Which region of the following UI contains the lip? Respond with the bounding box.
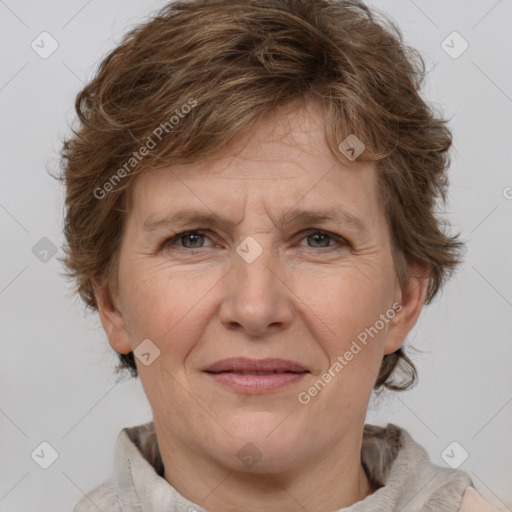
[204,358,309,394]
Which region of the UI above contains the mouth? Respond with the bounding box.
[203,358,309,393]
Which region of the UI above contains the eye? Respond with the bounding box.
[161,229,347,253]
[164,230,213,250]
[298,230,347,250]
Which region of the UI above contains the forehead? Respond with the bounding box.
[127,103,382,232]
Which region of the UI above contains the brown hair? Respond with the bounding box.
[57,0,464,390]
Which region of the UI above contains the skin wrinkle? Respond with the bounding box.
[94,104,428,511]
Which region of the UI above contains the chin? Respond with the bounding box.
[210,413,308,473]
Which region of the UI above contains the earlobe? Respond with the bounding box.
[384,267,429,355]
[92,277,132,355]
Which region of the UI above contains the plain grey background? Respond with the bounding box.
[1,0,511,510]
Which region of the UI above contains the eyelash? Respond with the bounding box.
[161,229,348,253]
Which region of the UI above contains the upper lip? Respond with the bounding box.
[204,358,308,373]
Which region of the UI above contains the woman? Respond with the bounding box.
[59,0,501,510]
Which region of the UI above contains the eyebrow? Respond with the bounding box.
[143,207,368,234]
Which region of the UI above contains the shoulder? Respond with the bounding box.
[73,477,121,512]
[459,486,504,512]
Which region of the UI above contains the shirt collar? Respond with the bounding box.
[113,421,472,512]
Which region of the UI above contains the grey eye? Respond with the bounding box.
[305,232,334,248]
[179,232,208,248]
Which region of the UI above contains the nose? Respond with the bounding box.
[218,242,294,337]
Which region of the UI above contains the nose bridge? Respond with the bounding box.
[236,236,278,299]
[219,233,293,335]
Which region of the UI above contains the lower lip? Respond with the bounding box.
[205,372,307,393]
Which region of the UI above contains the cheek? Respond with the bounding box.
[292,266,393,414]
[293,263,393,348]
[118,259,218,356]
[298,268,395,411]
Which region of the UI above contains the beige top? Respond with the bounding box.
[73,422,503,511]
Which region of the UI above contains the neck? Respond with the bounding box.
[154,420,375,512]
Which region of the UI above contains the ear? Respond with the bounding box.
[92,277,132,355]
[383,265,429,355]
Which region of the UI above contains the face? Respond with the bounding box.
[96,102,426,474]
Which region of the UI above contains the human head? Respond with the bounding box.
[59,0,463,391]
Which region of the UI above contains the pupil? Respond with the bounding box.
[184,233,203,248]
[310,233,329,247]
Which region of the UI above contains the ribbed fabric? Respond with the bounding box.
[74,422,478,512]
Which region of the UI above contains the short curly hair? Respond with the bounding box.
[58,0,464,391]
